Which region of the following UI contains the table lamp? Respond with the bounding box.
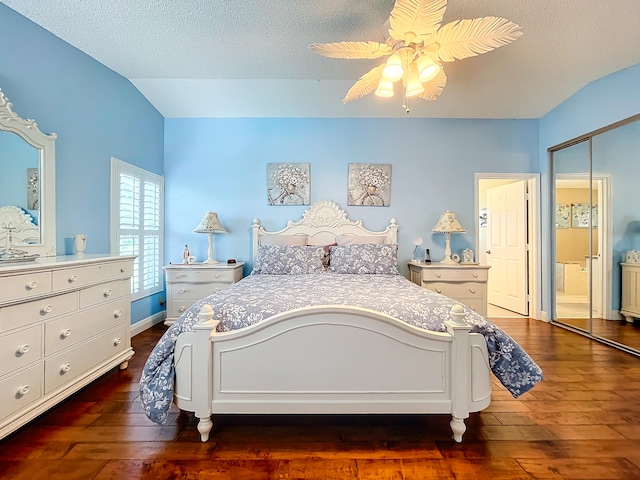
[432,210,466,264]
[193,212,227,264]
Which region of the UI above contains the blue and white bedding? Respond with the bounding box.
[140,272,543,424]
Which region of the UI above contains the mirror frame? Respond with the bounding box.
[0,88,57,257]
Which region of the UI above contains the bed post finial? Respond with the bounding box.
[448,304,467,326]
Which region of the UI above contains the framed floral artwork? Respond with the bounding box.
[267,163,310,205]
[555,203,569,228]
[571,203,598,228]
[347,163,391,206]
[27,167,39,210]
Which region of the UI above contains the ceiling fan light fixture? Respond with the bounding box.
[404,66,424,97]
[416,55,440,83]
[382,53,403,81]
[375,78,395,97]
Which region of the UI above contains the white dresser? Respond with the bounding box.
[621,262,640,323]
[163,262,245,325]
[0,255,135,440]
[408,261,490,317]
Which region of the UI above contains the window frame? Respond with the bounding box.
[110,157,164,301]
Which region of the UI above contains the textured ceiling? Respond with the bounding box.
[3,0,640,118]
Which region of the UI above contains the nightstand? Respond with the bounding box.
[621,262,640,323]
[408,260,490,317]
[163,262,245,325]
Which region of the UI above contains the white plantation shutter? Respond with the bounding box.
[111,158,164,300]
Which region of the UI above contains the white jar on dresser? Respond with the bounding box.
[0,254,135,440]
[163,262,245,325]
[408,260,490,317]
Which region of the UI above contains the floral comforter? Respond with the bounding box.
[140,273,543,424]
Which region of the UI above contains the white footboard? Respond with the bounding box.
[174,304,491,443]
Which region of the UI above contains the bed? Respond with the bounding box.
[140,200,542,443]
[0,205,39,247]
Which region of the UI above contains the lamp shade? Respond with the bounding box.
[193,212,227,234]
[432,210,466,233]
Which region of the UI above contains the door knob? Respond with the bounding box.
[486,250,491,254]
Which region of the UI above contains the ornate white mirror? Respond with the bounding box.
[0,88,56,258]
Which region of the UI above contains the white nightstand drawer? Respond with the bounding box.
[425,281,485,299]
[0,291,78,333]
[0,271,52,305]
[422,268,488,282]
[165,268,237,284]
[0,325,42,377]
[0,364,43,421]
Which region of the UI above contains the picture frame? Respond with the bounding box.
[347,163,391,207]
[555,203,569,229]
[571,203,598,228]
[267,163,310,206]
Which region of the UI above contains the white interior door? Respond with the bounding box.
[486,181,528,315]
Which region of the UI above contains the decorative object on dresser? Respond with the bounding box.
[0,255,135,440]
[408,260,490,317]
[193,212,227,264]
[431,210,466,264]
[163,262,244,326]
[411,235,423,261]
[621,262,640,323]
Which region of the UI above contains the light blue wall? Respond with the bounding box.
[0,4,165,324]
[164,118,539,276]
[539,63,640,316]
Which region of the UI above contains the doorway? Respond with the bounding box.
[476,174,541,320]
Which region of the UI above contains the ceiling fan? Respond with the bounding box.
[309,0,523,113]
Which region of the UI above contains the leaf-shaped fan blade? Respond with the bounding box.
[416,68,447,101]
[434,17,523,62]
[388,0,447,43]
[342,64,386,104]
[309,41,392,59]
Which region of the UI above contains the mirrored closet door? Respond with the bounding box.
[551,113,640,353]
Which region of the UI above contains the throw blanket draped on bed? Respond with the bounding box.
[141,274,543,424]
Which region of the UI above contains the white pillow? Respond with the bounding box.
[336,234,385,246]
[259,234,308,246]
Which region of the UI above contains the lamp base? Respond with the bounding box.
[202,257,219,264]
[439,257,458,265]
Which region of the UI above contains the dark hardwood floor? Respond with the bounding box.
[2,318,640,479]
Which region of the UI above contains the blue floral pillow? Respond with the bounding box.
[328,244,399,274]
[252,245,325,275]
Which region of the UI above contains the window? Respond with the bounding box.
[110,158,164,300]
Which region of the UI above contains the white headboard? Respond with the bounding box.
[0,205,40,246]
[251,199,398,261]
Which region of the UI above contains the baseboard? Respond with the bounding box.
[131,311,166,337]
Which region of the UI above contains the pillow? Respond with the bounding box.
[252,245,325,275]
[259,234,308,246]
[336,234,386,246]
[328,244,399,275]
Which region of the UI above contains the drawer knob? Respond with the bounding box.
[17,344,30,355]
[17,385,30,397]
[436,273,441,278]
[68,274,78,283]
[104,288,112,297]
[177,273,184,278]
[215,273,221,278]
[179,288,186,295]
[26,281,38,290]
[41,304,53,314]
[61,329,72,338]
[114,310,123,318]
[472,273,478,278]
[114,337,122,346]
[179,306,186,313]
[120,266,127,273]
[436,288,442,294]
[60,363,71,374]
[469,288,476,294]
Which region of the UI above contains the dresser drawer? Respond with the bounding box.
[44,324,127,394]
[421,268,488,282]
[0,363,43,421]
[80,278,130,309]
[51,259,133,292]
[165,268,237,284]
[425,281,485,299]
[456,298,485,315]
[0,325,43,377]
[0,291,78,333]
[44,298,128,356]
[0,271,52,305]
